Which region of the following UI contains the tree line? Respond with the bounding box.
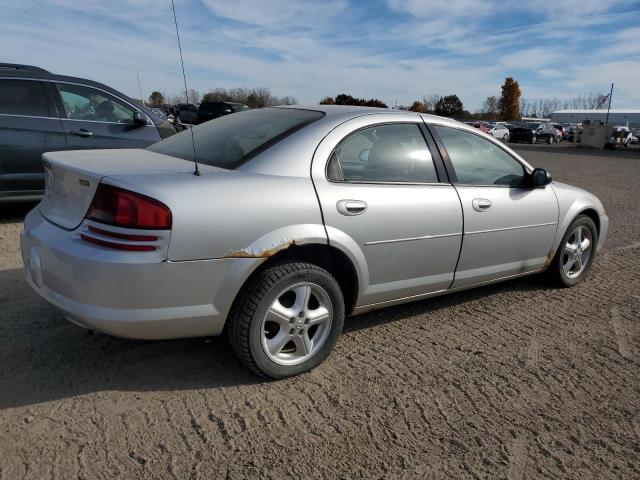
[147,79,607,122]
[147,87,297,109]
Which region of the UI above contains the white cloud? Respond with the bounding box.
[1,0,639,110]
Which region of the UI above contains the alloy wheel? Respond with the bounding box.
[562,226,593,279]
[261,282,333,365]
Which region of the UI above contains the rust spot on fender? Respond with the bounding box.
[543,248,555,269]
[222,239,298,258]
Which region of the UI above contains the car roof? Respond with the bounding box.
[0,67,163,125]
[276,104,464,125]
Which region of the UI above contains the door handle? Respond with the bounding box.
[472,198,492,212]
[337,200,367,216]
[69,129,94,138]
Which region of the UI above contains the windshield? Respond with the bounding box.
[148,108,324,169]
[524,123,541,129]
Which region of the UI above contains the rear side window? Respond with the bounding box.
[0,79,50,117]
[148,108,324,169]
[329,123,438,183]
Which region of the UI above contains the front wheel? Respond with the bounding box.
[228,261,344,378]
[548,215,598,287]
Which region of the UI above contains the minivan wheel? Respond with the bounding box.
[548,215,598,287]
[227,261,344,378]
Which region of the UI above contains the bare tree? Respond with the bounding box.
[422,94,441,113]
[201,87,297,107]
[481,95,500,119]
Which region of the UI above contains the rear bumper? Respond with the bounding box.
[21,209,262,339]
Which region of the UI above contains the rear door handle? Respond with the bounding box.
[472,198,492,212]
[337,200,367,216]
[69,129,94,138]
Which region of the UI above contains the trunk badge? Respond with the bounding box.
[78,179,90,187]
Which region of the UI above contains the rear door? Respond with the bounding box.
[53,82,160,150]
[430,124,558,288]
[312,115,463,307]
[0,78,66,195]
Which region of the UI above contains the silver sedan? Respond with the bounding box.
[21,106,608,378]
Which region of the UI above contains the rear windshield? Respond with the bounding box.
[148,107,324,169]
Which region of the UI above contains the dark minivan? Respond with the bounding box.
[0,64,176,200]
[196,101,247,124]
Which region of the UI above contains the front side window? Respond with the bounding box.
[433,125,526,186]
[148,107,324,169]
[330,124,438,183]
[57,83,137,123]
[0,79,50,117]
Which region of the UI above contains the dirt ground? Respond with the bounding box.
[0,145,638,479]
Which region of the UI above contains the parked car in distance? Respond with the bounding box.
[612,126,639,147]
[196,101,247,124]
[486,123,510,141]
[509,122,558,144]
[151,108,166,120]
[175,103,199,124]
[0,63,176,201]
[22,106,608,378]
[552,124,565,142]
[472,122,491,133]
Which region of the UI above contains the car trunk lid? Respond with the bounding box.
[39,149,198,230]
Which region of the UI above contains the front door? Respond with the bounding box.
[430,124,558,288]
[312,116,463,307]
[54,82,159,150]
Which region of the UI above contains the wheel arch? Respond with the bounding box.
[577,207,600,238]
[231,242,360,316]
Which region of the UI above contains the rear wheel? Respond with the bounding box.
[548,215,598,287]
[227,261,344,378]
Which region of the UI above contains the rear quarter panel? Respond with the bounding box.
[103,170,326,261]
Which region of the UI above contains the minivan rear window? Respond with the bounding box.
[148,107,324,169]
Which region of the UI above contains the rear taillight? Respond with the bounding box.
[86,184,171,229]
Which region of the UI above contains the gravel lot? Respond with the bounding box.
[0,145,638,479]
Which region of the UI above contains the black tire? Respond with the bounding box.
[548,215,598,288]
[547,135,553,144]
[531,135,537,144]
[227,261,345,378]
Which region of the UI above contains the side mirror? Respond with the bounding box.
[359,148,370,162]
[132,111,148,127]
[531,167,552,187]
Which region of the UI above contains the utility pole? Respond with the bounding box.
[137,73,146,106]
[605,83,614,125]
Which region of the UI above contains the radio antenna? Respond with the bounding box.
[171,0,200,176]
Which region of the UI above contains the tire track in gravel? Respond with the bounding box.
[1,149,640,479]
[507,437,528,480]
[609,307,632,360]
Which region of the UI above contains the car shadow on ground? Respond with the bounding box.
[0,200,38,224]
[0,265,553,410]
